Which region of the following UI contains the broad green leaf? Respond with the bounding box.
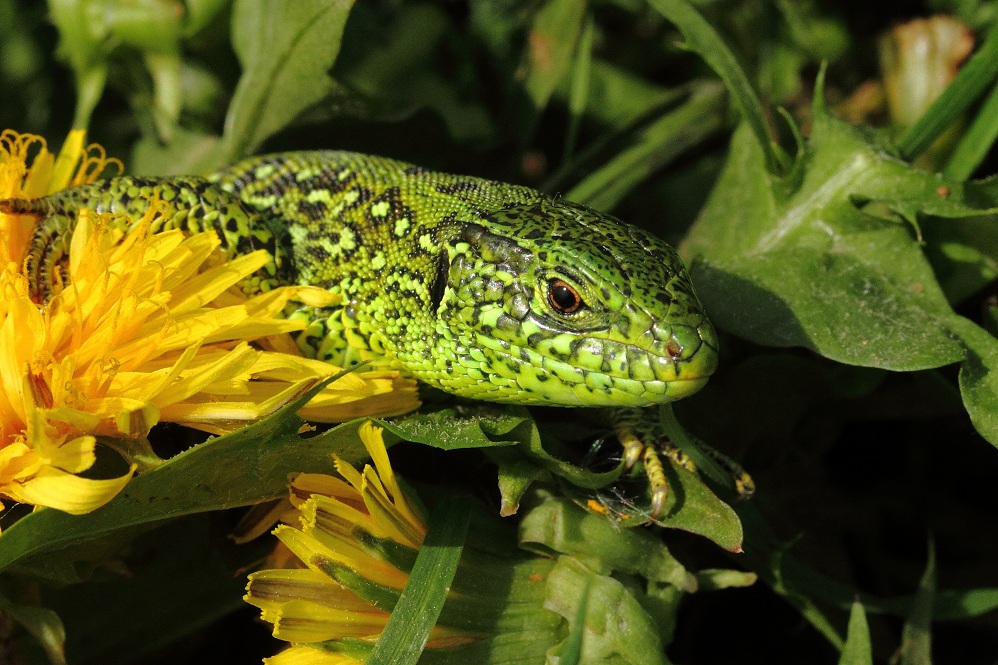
[682,106,989,371]
[368,497,470,665]
[544,557,669,665]
[519,492,696,591]
[374,407,529,451]
[131,126,224,176]
[378,407,622,489]
[0,379,369,576]
[838,602,873,665]
[222,0,354,161]
[951,316,998,447]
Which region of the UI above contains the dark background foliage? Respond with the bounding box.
[2,0,998,663]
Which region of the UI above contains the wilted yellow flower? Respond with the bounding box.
[0,131,419,516]
[263,647,362,665]
[879,15,974,128]
[246,423,481,663]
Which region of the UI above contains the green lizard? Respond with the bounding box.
[6,151,749,516]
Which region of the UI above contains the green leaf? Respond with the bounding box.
[489,448,548,517]
[646,0,779,172]
[682,109,991,371]
[0,593,66,665]
[521,0,588,116]
[374,407,529,451]
[0,377,369,576]
[368,496,470,665]
[221,0,355,161]
[898,540,935,665]
[838,602,873,665]
[131,126,224,176]
[518,492,696,591]
[544,557,669,665]
[951,316,998,447]
[48,0,109,130]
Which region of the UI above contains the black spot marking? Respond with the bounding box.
[297,200,328,221]
[429,250,449,314]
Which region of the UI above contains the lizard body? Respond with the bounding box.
[18,151,719,411]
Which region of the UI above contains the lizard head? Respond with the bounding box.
[414,199,719,407]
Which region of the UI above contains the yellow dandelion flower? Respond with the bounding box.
[264,645,362,665]
[246,423,478,653]
[0,129,119,266]
[0,131,420,516]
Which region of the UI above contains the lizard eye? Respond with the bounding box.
[547,279,584,314]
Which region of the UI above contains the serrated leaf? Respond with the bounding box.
[221,0,354,160]
[373,407,529,451]
[682,110,990,371]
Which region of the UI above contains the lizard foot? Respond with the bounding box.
[613,408,753,518]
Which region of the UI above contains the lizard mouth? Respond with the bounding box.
[460,321,719,408]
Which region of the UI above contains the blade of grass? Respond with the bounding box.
[566,81,726,210]
[646,0,779,172]
[897,23,998,162]
[367,496,471,665]
[943,82,998,180]
[838,601,873,665]
[898,539,935,665]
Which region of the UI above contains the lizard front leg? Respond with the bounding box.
[610,406,755,517]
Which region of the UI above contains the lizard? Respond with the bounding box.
[3,150,751,517]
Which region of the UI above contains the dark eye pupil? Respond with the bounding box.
[548,279,582,313]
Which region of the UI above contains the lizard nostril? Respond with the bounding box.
[666,340,682,359]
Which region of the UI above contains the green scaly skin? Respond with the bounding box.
[16,151,719,410]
